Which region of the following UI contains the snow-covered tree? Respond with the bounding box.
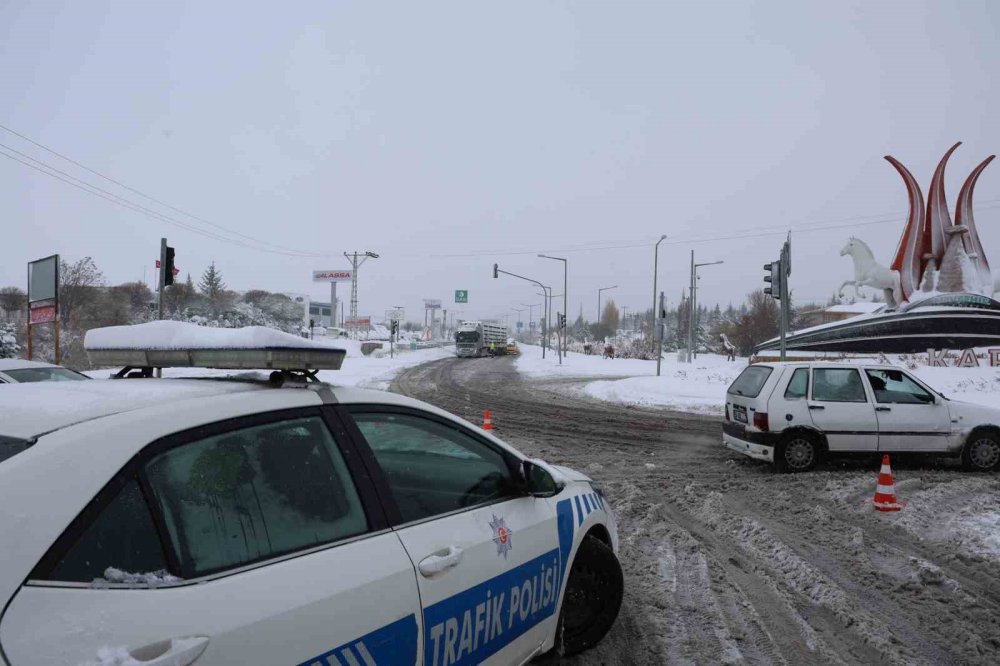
[0,323,19,359]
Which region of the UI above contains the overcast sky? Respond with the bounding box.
[3,1,1000,324]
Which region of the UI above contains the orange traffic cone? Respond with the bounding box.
[482,410,493,431]
[873,454,903,512]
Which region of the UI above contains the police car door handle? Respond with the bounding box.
[121,636,209,665]
[418,546,464,577]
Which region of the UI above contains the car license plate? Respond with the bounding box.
[733,405,748,423]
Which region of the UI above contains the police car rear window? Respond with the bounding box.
[727,366,773,398]
[0,435,33,465]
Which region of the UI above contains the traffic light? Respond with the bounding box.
[391,320,399,336]
[492,263,498,278]
[558,313,566,329]
[764,260,783,300]
[163,246,176,286]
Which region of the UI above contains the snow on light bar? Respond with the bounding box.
[84,321,346,371]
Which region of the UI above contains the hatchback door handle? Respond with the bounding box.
[808,405,824,410]
[119,636,208,665]
[418,546,463,577]
[875,406,891,412]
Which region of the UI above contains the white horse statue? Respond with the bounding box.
[839,237,902,307]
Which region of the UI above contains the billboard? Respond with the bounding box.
[313,270,354,282]
[345,317,371,330]
[423,299,442,309]
[28,255,59,303]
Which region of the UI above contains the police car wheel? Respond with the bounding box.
[558,535,623,656]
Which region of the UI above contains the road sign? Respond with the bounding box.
[313,270,354,282]
[516,321,523,330]
[423,299,442,309]
[529,321,536,330]
[455,290,468,304]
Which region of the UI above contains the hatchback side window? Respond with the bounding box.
[44,480,170,584]
[351,412,519,523]
[784,368,809,399]
[812,368,868,403]
[865,369,934,404]
[145,416,368,578]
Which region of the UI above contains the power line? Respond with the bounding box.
[0,126,333,257]
[0,142,333,257]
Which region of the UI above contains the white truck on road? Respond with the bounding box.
[455,321,509,357]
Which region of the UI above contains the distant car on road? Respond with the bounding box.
[0,358,89,384]
[0,336,623,665]
[723,362,1000,472]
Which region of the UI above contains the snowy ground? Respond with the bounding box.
[517,345,1000,413]
[86,340,455,391]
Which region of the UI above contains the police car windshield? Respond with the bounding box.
[0,435,33,465]
[4,367,90,383]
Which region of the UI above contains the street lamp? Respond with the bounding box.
[687,253,724,363]
[597,285,618,326]
[493,263,554,359]
[538,254,568,358]
[652,235,667,375]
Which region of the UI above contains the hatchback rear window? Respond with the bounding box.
[727,366,773,398]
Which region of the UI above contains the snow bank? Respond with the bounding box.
[85,321,346,351]
[521,345,1000,414]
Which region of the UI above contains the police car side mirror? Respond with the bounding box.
[521,460,560,498]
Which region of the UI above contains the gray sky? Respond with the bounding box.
[3,1,1000,323]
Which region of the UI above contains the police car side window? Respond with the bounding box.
[145,416,368,578]
[44,479,170,584]
[351,412,519,524]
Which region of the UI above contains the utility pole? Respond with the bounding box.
[657,291,665,374]
[343,251,379,338]
[652,234,667,369]
[538,254,568,358]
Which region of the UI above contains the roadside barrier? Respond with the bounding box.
[873,454,903,512]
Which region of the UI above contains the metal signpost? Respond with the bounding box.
[313,269,354,329]
[27,254,60,362]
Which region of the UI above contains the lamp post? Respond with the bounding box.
[538,254,568,358]
[652,234,667,375]
[688,253,724,362]
[597,285,618,328]
[511,307,525,341]
[494,262,552,358]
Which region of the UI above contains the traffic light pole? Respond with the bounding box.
[158,237,166,321]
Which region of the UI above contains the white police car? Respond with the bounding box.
[0,324,622,666]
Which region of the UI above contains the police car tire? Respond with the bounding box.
[557,534,624,656]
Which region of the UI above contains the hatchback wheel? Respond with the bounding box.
[776,433,820,472]
[962,432,1000,472]
[556,535,623,656]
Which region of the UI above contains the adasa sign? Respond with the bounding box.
[313,270,353,282]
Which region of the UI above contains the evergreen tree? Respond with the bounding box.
[198,262,228,316]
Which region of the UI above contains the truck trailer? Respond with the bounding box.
[455,321,509,357]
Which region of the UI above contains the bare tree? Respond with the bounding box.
[0,287,27,317]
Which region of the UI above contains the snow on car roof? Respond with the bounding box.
[0,359,58,371]
[84,320,347,351]
[0,379,268,440]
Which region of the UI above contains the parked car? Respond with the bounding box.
[0,359,90,384]
[723,362,1000,472]
[0,354,622,665]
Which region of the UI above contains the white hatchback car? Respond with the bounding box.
[0,358,90,384]
[723,362,1000,472]
[0,378,622,666]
